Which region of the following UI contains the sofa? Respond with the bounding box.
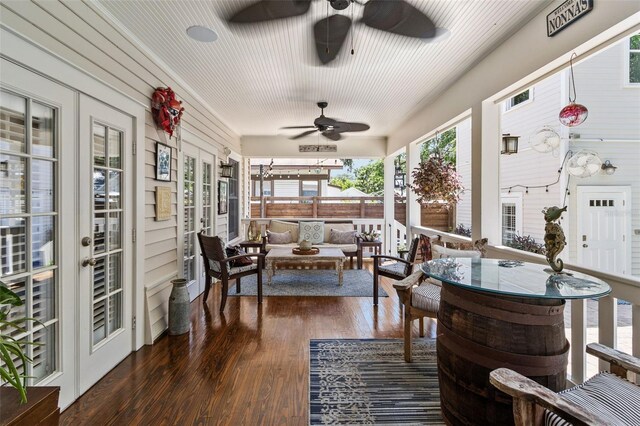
[260,219,362,268]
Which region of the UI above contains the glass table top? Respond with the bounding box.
[420,258,611,300]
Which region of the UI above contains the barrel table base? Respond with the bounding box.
[436,283,569,426]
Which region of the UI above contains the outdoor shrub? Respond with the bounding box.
[506,234,546,255]
[453,224,471,237]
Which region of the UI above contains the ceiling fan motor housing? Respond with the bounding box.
[329,0,350,11]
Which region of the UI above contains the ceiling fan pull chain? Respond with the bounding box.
[350,0,355,55]
[326,1,330,54]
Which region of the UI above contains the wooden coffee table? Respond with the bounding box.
[265,247,346,285]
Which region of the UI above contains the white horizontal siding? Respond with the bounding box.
[274,180,300,197]
[0,0,241,344]
[500,74,563,244]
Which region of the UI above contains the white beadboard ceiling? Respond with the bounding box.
[97,0,551,137]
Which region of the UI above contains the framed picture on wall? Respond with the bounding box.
[218,180,228,215]
[155,142,172,181]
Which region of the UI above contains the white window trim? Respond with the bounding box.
[500,193,523,243]
[503,87,534,113]
[623,33,640,88]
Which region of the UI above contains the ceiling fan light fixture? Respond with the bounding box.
[186,25,218,43]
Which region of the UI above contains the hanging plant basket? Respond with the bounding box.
[409,154,463,207]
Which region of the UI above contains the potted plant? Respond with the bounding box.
[409,154,463,207]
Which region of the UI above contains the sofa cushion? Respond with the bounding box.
[264,242,357,253]
[265,242,298,251]
[267,230,293,244]
[269,220,299,241]
[323,223,354,243]
[329,228,357,244]
[299,221,324,244]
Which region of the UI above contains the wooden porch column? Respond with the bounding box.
[383,154,396,255]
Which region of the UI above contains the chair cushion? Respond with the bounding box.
[298,221,324,244]
[269,220,299,241]
[267,230,292,244]
[329,228,357,244]
[544,372,640,426]
[411,283,441,312]
[379,262,408,278]
[230,263,258,275]
[432,244,481,259]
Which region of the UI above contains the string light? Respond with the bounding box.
[501,151,573,195]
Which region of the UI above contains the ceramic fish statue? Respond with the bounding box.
[543,206,567,272]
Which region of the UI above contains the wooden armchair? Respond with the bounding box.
[490,343,640,426]
[394,237,487,362]
[371,237,420,306]
[197,232,264,312]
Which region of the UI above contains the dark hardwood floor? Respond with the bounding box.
[60,265,437,425]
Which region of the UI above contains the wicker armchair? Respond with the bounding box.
[197,232,264,312]
[490,343,640,426]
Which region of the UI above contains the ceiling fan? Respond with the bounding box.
[227,0,438,64]
[281,101,370,141]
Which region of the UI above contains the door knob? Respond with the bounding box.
[82,257,97,267]
[582,244,588,248]
[81,236,92,246]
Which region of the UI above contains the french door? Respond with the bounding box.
[181,143,215,301]
[0,59,76,406]
[77,95,133,394]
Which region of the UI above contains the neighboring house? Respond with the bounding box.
[325,185,371,197]
[250,158,344,198]
[496,35,640,277]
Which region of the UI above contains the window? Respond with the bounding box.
[628,34,640,84]
[301,181,319,197]
[228,159,239,240]
[500,194,522,245]
[504,88,532,111]
[253,180,272,196]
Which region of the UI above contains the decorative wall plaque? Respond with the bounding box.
[299,144,337,153]
[547,0,593,37]
[155,186,171,221]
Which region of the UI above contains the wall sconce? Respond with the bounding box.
[601,160,617,175]
[219,147,233,178]
[501,134,519,155]
[393,157,405,189]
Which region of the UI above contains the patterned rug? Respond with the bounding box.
[309,339,444,425]
[227,269,388,298]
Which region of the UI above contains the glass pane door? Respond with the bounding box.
[183,155,196,283]
[202,161,212,235]
[91,123,124,346]
[0,90,58,383]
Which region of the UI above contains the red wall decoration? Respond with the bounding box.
[151,87,185,137]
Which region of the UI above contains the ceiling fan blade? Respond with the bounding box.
[313,15,352,64]
[314,115,338,126]
[322,131,342,141]
[362,0,436,39]
[280,126,316,129]
[332,121,370,133]
[290,129,318,140]
[229,0,311,23]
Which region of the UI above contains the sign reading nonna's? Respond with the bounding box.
[547,0,593,37]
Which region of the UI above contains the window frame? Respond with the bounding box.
[227,159,239,240]
[503,88,534,113]
[500,193,523,245]
[625,33,640,87]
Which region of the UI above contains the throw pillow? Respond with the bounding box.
[431,244,481,259]
[267,230,292,244]
[329,228,357,244]
[298,221,324,244]
[225,246,253,267]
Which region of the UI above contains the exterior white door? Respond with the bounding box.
[577,186,631,275]
[0,60,76,407]
[77,95,133,394]
[180,143,215,301]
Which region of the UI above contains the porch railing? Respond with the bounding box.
[410,225,640,386]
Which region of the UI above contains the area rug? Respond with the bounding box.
[309,339,443,425]
[228,269,388,298]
